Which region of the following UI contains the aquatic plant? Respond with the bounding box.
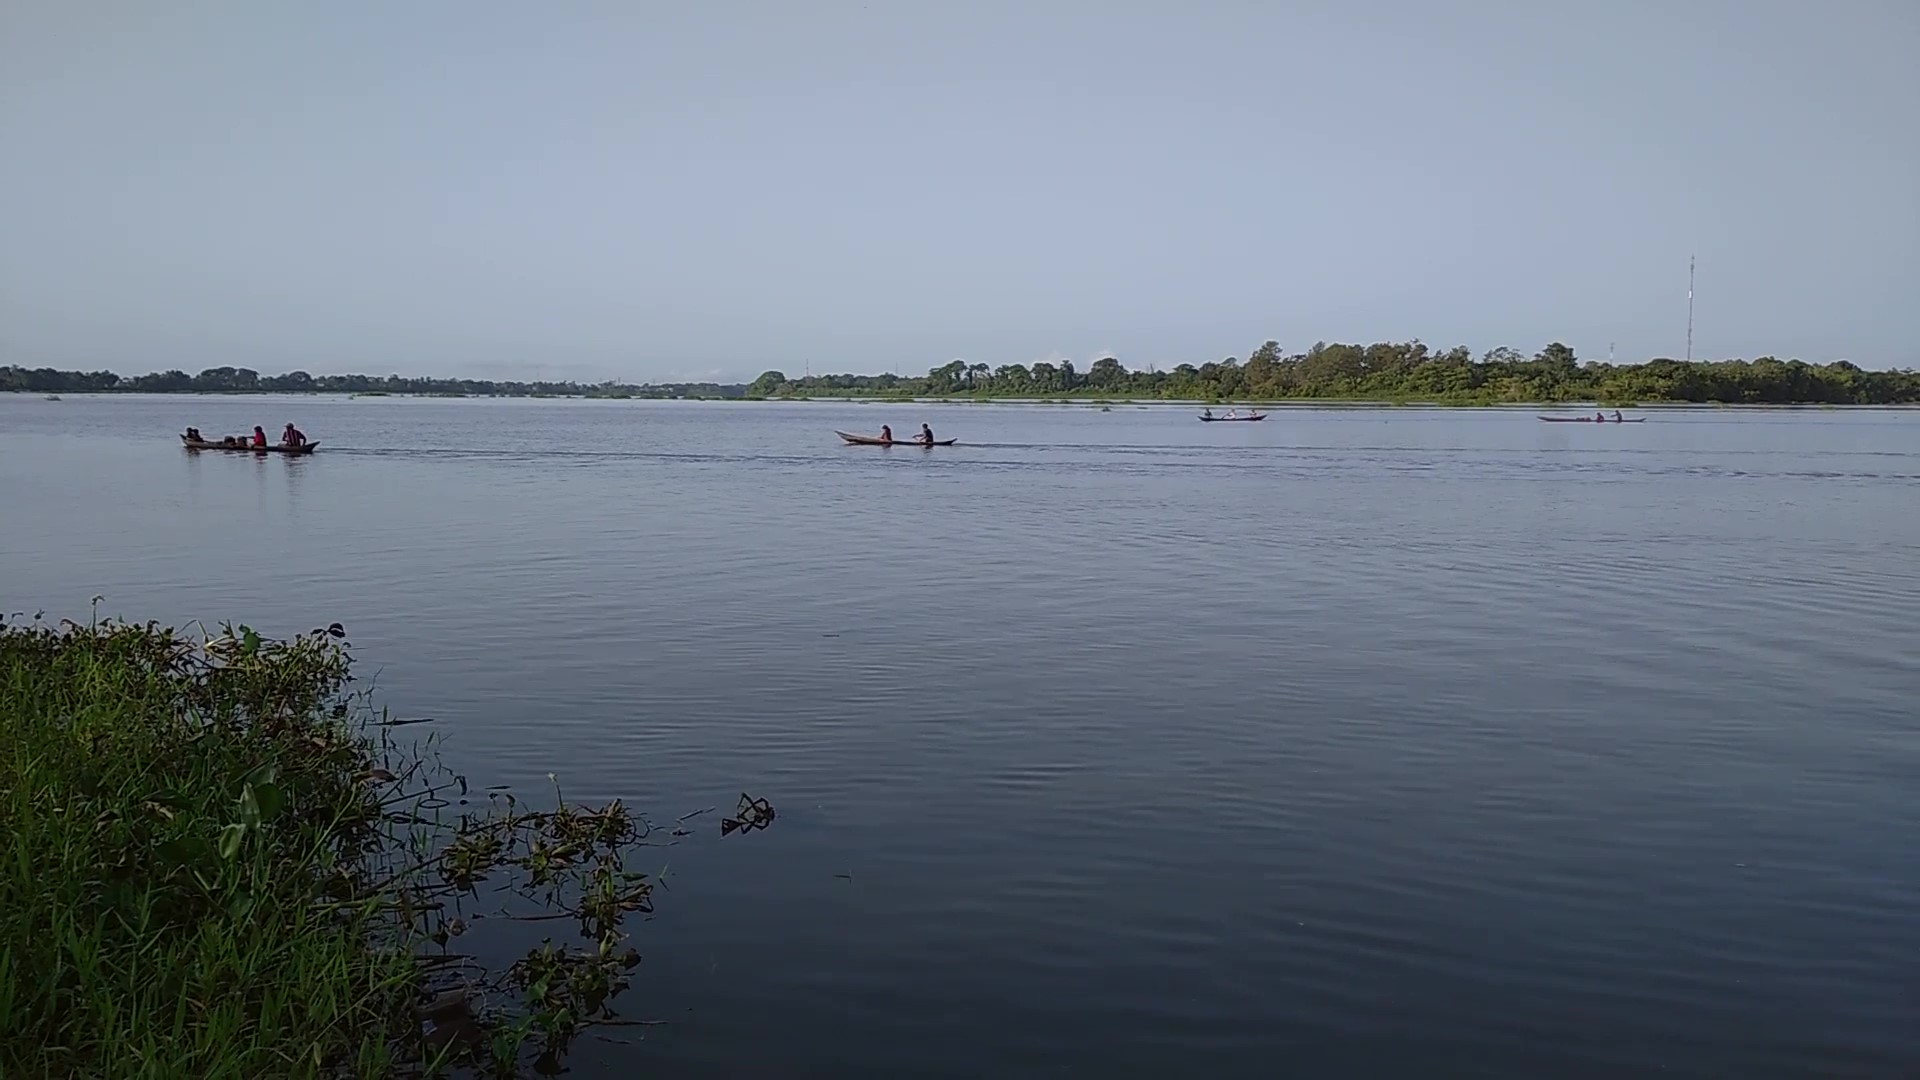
[0,608,772,1077]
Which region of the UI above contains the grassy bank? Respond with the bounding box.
[0,616,413,1076]
[0,613,764,1077]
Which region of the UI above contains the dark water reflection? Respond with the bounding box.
[3,395,1917,1077]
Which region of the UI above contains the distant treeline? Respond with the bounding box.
[7,342,1918,404]
[750,342,1919,405]
[0,365,743,399]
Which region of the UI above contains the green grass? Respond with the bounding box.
[1,614,769,1078]
[0,616,416,1078]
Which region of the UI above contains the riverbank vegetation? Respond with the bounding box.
[0,611,767,1077]
[1,366,740,400]
[7,341,1915,405]
[751,342,1918,405]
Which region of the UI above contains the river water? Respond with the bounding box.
[3,394,1917,1077]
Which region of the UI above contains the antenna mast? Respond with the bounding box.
[1685,255,1695,362]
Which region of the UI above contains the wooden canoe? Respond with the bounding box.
[1198,413,1265,422]
[835,431,956,446]
[1536,416,1645,423]
[182,436,320,454]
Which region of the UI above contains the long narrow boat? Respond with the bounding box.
[1536,416,1645,423]
[181,435,320,454]
[835,431,956,446]
[1198,413,1265,422]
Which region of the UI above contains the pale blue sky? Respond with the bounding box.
[2,1,1915,382]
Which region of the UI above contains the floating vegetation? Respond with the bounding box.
[719,793,776,836]
[0,609,772,1078]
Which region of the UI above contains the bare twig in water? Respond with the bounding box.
[719,793,775,836]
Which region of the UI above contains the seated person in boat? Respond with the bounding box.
[916,423,934,444]
[185,427,202,442]
[879,424,893,443]
[1612,410,1623,422]
[251,425,268,448]
[1202,407,1214,418]
[282,422,306,447]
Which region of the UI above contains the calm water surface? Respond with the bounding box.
[3,394,1918,1078]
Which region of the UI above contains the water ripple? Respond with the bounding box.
[3,397,1918,1077]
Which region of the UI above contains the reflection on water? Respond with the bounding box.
[2,395,1918,1077]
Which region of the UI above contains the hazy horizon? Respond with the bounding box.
[4,340,1916,387]
[3,1,1916,383]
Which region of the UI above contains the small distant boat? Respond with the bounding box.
[1199,412,1265,422]
[835,431,956,446]
[1537,415,1645,423]
[181,435,320,454]
[45,394,60,401]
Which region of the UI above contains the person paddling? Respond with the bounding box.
[1594,411,1606,422]
[251,425,268,448]
[879,424,893,444]
[282,422,306,447]
[916,423,934,445]
[1611,410,1623,423]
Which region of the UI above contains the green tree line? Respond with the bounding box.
[750,342,1918,404]
[0,365,743,399]
[8,342,1916,404]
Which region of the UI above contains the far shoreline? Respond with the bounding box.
[11,389,1919,410]
[10,349,1915,405]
